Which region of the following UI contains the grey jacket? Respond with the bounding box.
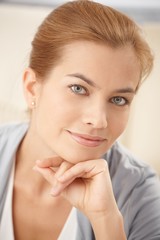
[0,122,160,239]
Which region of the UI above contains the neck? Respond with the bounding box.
[15,126,56,191]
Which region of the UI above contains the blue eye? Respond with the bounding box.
[69,84,87,95]
[111,96,127,106]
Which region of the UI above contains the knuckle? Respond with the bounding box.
[100,158,108,167]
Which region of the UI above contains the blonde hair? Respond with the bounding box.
[29,0,153,82]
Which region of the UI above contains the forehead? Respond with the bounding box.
[60,41,140,82]
[61,41,139,68]
[43,41,140,92]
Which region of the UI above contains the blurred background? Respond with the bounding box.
[0,0,160,174]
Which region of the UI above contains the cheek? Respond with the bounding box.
[109,110,130,137]
[34,92,81,134]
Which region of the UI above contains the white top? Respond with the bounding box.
[0,162,77,240]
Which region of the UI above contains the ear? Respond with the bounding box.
[23,68,41,109]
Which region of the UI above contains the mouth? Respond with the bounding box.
[66,130,106,147]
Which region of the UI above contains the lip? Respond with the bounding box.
[67,130,106,147]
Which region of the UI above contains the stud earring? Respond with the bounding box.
[31,100,36,107]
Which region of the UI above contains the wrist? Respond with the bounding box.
[89,210,126,240]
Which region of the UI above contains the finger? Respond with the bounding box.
[58,159,108,183]
[51,164,85,197]
[50,177,74,197]
[57,162,92,184]
[50,162,74,196]
[36,155,63,168]
[55,161,73,178]
[33,165,56,185]
[33,163,74,197]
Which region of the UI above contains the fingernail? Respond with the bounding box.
[58,175,65,181]
[32,166,38,171]
[50,187,59,196]
[33,166,41,172]
[36,159,42,164]
[50,179,59,195]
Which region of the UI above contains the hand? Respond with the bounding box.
[33,156,118,218]
[33,157,126,239]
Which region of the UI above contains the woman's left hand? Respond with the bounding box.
[33,156,118,218]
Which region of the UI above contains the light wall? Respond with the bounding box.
[0,4,160,174]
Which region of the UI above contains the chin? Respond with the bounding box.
[59,149,105,164]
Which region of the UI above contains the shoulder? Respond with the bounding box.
[106,141,159,200]
[0,122,29,218]
[107,141,157,183]
[0,121,28,134]
[0,121,29,155]
[0,121,28,139]
[106,142,160,239]
[107,140,160,198]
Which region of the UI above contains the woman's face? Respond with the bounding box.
[27,41,140,163]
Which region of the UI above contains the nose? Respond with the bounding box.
[82,102,108,129]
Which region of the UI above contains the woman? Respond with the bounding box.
[0,1,160,239]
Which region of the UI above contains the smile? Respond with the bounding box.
[67,130,106,147]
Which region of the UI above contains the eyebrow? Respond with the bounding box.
[66,72,136,94]
[66,73,99,88]
[115,88,136,94]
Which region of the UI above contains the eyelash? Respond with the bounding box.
[111,96,129,106]
[68,84,130,106]
[68,84,88,95]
